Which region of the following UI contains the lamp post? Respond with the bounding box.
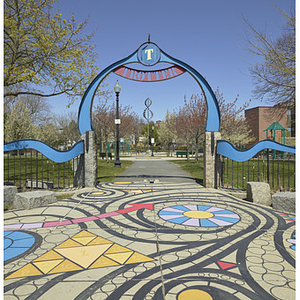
[151,126,154,156]
[114,81,121,168]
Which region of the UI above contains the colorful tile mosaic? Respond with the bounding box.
[4,231,36,262]
[158,205,240,227]
[5,230,154,279]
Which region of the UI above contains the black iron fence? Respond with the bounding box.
[218,150,295,191]
[4,150,81,191]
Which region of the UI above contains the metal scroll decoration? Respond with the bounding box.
[143,98,153,123]
[4,140,84,163]
[217,139,295,162]
[77,41,220,135]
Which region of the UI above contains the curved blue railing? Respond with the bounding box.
[217,140,295,162]
[4,140,84,163]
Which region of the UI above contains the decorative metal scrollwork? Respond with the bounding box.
[143,98,153,122]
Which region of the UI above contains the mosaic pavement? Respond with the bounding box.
[4,181,295,299]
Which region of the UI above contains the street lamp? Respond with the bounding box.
[151,126,154,156]
[114,81,121,168]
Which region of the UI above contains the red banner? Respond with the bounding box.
[113,65,185,82]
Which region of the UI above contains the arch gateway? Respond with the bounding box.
[5,39,294,189]
[78,40,222,187]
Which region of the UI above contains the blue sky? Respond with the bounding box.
[51,0,294,122]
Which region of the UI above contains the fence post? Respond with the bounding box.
[73,131,97,187]
[73,154,84,187]
[204,131,221,188]
[83,131,97,187]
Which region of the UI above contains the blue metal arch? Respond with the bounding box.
[78,42,221,135]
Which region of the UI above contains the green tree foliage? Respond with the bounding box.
[141,121,159,146]
[55,112,81,149]
[157,110,177,155]
[244,6,295,108]
[4,95,52,126]
[4,101,38,142]
[4,0,106,105]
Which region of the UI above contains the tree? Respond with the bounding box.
[141,121,159,150]
[4,0,108,105]
[216,89,255,147]
[4,95,52,126]
[38,122,61,147]
[174,104,195,160]
[4,101,38,142]
[182,95,206,162]
[174,91,254,159]
[93,101,115,162]
[158,110,177,156]
[244,6,295,108]
[94,100,143,159]
[55,112,81,149]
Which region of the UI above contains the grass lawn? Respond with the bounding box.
[4,154,134,188]
[170,156,295,191]
[170,158,204,184]
[97,159,134,182]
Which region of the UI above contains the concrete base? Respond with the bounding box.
[4,186,17,207]
[247,182,271,206]
[272,192,295,213]
[14,191,57,210]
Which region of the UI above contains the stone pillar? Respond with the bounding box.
[73,154,84,187]
[204,131,221,188]
[73,131,97,188]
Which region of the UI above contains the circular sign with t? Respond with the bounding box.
[138,43,161,66]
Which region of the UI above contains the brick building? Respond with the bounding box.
[245,106,294,147]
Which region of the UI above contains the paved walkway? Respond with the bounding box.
[114,160,198,183]
[4,160,295,299]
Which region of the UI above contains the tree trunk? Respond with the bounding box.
[186,143,190,160]
[105,135,109,163]
[195,136,199,163]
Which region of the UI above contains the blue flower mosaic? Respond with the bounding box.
[4,231,36,262]
[158,205,240,227]
[287,234,295,251]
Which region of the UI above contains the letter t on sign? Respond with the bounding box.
[144,49,154,60]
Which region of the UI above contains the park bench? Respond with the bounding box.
[176,151,188,157]
[100,152,113,159]
[176,151,196,157]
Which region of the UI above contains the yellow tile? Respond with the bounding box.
[73,236,96,245]
[72,230,97,238]
[33,259,64,274]
[87,237,113,246]
[89,256,120,269]
[48,259,83,274]
[105,252,133,264]
[54,239,82,249]
[105,244,132,254]
[125,252,155,264]
[91,192,104,195]
[6,264,43,279]
[178,289,213,300]
[56,244,112,268]
[33,250,64,262]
